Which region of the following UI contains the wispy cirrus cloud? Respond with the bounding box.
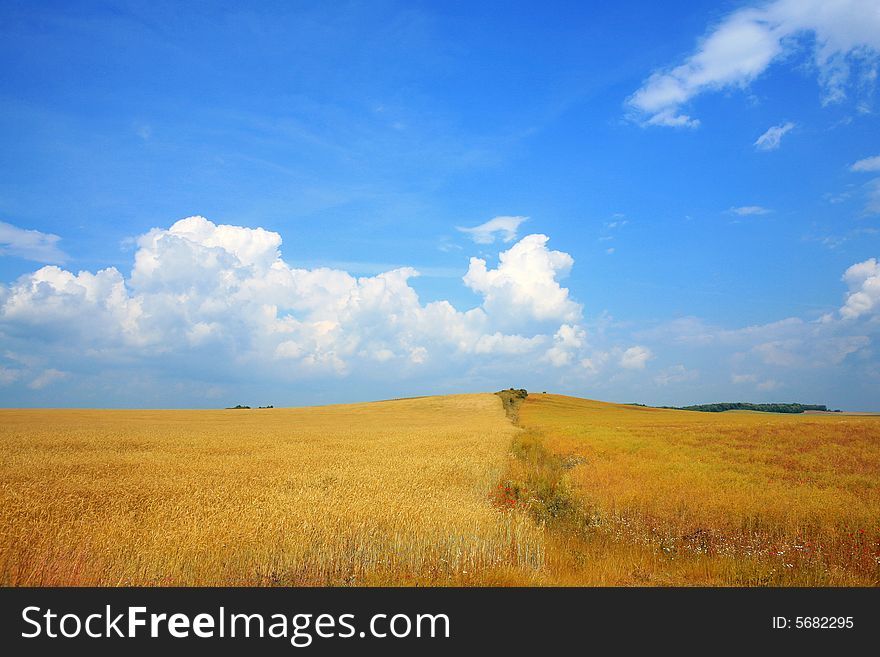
[850,154,880,172]
[848,154,880,214]
[0,221,67,264]
[730,205,772,216]
[457,216,527,244]
[754,122,795,151]
[27,369,68,390]
[627,0,880,127]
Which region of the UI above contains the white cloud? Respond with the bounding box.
[473,332,546,355]
[747,330,869,369]
[463,234,582,326]
[0,221,67,264]
[627,0,880,127]
[731,373,781,391]
[544,323,587,367]
[580,351,609,375]
[850,154,880,172]
[456,216,527,244]
[0,265,143,346]
[753,339,803,366]
[2,216,876,407]
[0,218,592,394]
[28,368,68,390]
[865,178,880,214]
[619,345,653,370]
[0,367,20,385]
[845,155,880,214]
[754,122,795,151]
[840,257,880,319]
[638,261,877,386]
[135,123,152,141]
[730,205,772,216]
[654,364,698,386]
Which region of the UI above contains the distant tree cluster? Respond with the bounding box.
[663,402,831,414]
[495,388,528,421]
[226,404,275,409]
[502,388,528,400]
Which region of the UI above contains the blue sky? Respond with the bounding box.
[1,0,879,409]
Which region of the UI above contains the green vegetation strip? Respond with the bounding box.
[494,389,589,531]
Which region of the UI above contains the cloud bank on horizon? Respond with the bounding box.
[0,217,600,400]
[0,216,877,408]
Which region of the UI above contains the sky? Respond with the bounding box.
[1,0,879,409]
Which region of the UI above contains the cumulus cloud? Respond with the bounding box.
[619,345,653,370]
[754,122,795,151]
[544,324,587,367]
[2,216,876,407]
[580,351,609,375]
[840,257,880,319]
[627,0,880,127]
[730,205,772,216]
[1,265,143,345]
[0,221,67,264]
[457,216,527,244]
[850,154,880,172]
[463,234,582,326]
[0,217,596,400]
[628,258,878,406]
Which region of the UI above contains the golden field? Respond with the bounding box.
[0,394,543,586]
[1,391,878,586]
[514,394,880,586]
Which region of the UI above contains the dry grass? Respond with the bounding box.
[516,394,880,586]
[0,394,544,586]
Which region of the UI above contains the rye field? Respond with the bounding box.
[1,392,878,586]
